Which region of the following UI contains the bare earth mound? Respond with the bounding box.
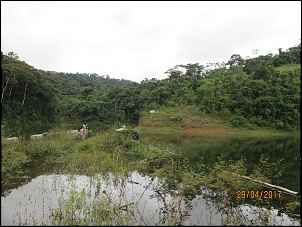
[184,125,228,138]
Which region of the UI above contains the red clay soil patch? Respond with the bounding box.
[184,125,228,138]
[184,125,193,138]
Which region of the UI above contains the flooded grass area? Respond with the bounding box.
[2,172,299,226]
[1,129,301,225]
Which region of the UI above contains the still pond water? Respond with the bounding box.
[1,135,301,225]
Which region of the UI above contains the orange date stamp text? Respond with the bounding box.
[236,190,282,199]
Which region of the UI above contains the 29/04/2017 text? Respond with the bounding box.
[236,190,282,199]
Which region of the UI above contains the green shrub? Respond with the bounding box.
[230,115,247,127]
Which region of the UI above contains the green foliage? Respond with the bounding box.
[273,43,301,66]
[2,42,300,136]
[1,133,82,185]
[1,54,60,137]
[251,154,285,182]
[2,127,300,225]
[50,188,135,226]
[230,115,248,127]
[1,142,30,176]
[285,202,301,219]
[203,157,253,192]
[217,108,232,119]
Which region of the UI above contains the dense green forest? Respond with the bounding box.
[1,43,300,138]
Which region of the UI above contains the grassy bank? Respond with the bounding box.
[1,125,300,225]
[135,105,300,139]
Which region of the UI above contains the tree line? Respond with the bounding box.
[1,42,300,138]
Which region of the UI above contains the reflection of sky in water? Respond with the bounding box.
[1,171,300,226]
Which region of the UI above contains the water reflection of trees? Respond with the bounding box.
[200,187,300,226]
[181,137,300,192]
[1,153,58,197]
[152,136,301,224]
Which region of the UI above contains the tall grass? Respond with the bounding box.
[2,128,300,226]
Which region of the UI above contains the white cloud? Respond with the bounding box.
[1,1,301,82]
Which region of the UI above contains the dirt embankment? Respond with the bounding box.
[184,125,229,138]
[139,107,230,138]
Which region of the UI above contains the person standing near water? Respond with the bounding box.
[82,122,88,139]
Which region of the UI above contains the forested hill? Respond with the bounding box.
[48,71,133,96]
[1,42,301,138]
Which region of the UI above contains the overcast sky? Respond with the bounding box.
[1,1,301,82]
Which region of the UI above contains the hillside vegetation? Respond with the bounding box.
[1,42,300,138]
[135,105,299,139]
